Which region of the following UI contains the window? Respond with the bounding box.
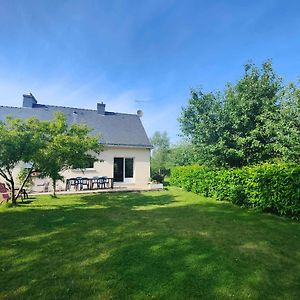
[73,159,95,170]
[84,160,95,169]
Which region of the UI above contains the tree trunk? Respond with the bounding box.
[11,181,16,205]
[16,166,34,200]
[7,169,16,205]
[52,179,56,197]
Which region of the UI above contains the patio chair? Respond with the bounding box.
[90,176,99,189]
[66,178,77,191]
[75,177,89,191]
[98,176,109,189]
[44,182,50,193]
[37,181,50,193]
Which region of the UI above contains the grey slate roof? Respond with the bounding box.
[0,103,152,148]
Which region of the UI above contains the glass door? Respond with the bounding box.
[113,157,134,183]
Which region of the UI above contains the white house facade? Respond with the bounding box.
[0,94,152,192]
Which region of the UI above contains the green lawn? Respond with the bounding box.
[0,188,299,299]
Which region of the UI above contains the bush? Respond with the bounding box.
[151,173,165,183]
[170,162,300,218]
[244,163,300,217]
[214,168,249,205]
[170,165,216,196]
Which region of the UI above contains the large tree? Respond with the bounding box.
[275,83,300,162]
[0,112,102,202]
[35,112,102,197]
[179,90,224,166]
[0,117,44,204]
[150,131,170,177]
[179,61,289,167]
[222,61,282,166]
[168,141,199,167]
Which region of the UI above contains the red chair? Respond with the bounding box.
[0,183,10,203]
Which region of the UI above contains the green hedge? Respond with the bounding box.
[170,162,300,218]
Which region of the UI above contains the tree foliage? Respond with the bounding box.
[0,112,102,202]
[150,131,200,180]
[179,61,299,167]
[35,112,102,196]
[0,117,44,203]
[275,83,300,163]
[150,131,170,178]
[18,167,34,190]
[179,91,224,166]
[168,142,199,167]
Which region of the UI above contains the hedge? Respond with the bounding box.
[170,162,300,218]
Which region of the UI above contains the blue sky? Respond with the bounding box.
[0,0,300,142]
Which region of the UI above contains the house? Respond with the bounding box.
[0,94,152,192]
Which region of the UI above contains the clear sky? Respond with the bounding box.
[0,0,300,142]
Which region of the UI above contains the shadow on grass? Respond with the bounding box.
[81,192,177,208]
[0,190,300,299]
[18,200,34,205]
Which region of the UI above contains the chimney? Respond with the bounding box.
[23,93,37,108]
[72,111,78,123]
[97,102,106,115]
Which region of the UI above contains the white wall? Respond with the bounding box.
[28,146,151,192]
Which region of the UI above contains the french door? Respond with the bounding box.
[113,158,134,183]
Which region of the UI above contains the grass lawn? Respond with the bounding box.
[0,188,299,299]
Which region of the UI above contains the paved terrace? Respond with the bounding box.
[29,186,163,196]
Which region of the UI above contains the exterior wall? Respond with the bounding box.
[62,146,151,189]
[2,146,151,192]
[8,146,150,192]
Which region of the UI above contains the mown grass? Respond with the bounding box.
[0,188,299,299]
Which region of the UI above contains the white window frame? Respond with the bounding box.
[72,161,96,172]
[113,157,135,183]
[124,157,135,183]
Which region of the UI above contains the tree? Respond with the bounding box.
[222,61,282,166]
[168,141,199,167]
[0,113,102,202]
[179,90,224,166]
[179,61,286,167]
[275,83,300,162]
[35,112,102,197]
[150,131,170,177]
[0,117,43,204]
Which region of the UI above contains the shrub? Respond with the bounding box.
[151,173,165,183]
[170,162,300,218]
[244,163,300,217]
[214,168,249,206]
[170,165,217,196]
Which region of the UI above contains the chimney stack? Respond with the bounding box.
[97,102,106,115]
[23,93,37,108]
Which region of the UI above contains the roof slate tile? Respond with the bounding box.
[0,104,152,148]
